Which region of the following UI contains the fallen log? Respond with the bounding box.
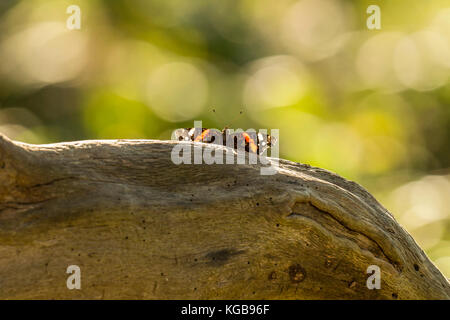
[0,133,448,299]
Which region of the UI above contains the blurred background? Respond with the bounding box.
[0,0,449,276]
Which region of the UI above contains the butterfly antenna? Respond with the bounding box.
[208,107,220,128]
[211,108,243,131]
[226,109,244,129]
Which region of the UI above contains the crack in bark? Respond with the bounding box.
[0,198,57,213]
[27,177,77,189]
[288,201,401,273]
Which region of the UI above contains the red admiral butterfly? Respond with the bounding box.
[174,127,276,155]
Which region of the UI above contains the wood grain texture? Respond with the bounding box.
[0,133,448,299]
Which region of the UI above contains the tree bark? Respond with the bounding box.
[0,133,448,299]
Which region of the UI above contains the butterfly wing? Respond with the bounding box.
[173,128,223,144]
[257,132,277,155]
[173,128,191,141]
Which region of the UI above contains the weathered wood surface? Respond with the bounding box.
[0,133,448,299]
